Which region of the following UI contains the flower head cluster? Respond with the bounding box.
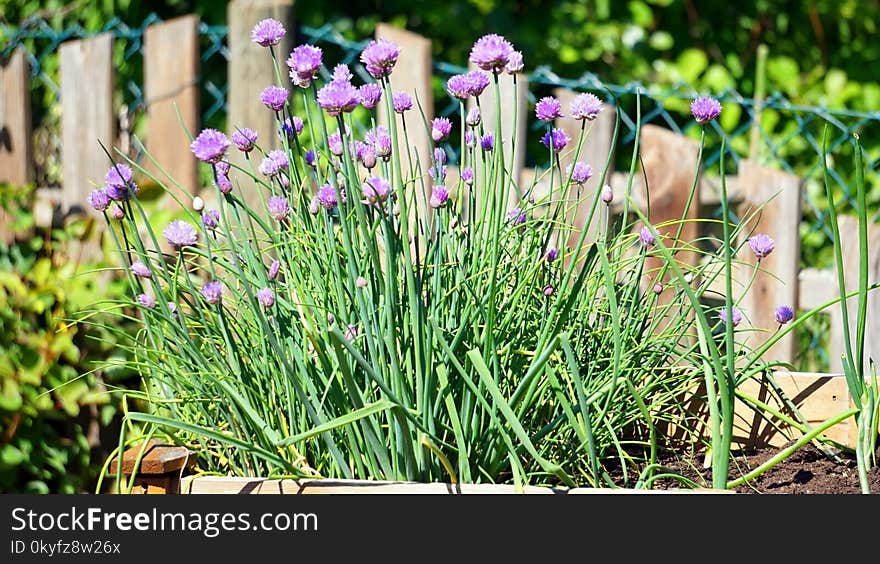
[469,33,514,73]
[460,167,474,186]
[163,220,198,250]
[775,305,795,325]
[430,186,450,209]
[719,306,744,327]
[431,117,453,142]
[639,225,655,247]
[257,287,275,308]
[89,189,110,211]
[568,161,593,184]
[232,128,258,153]
[268,260,281,281]
[570,93,603,121]
[137,293,156,309]
[202,209,220,230]
[316,184,338,209]
[392,91,413,113]
[201,280,223,305]
[545,248,559,262]
[104,163,138,201]
[278,116,303,139]
[362,176,391,205]
[317,77,359,117]
[446,71,490,100]
[691,96,722,125]
[260,85,288,112]
[748,234,775,260]
[508,207,527,225]
[131,260,152,279]
[358,83,383,110]
[286,44,322,88]
[505,51,524,74]
[191,129,230,163]
[214,160,232,194]
[360,38,400,79]
[480,132,495,152]
[535,96,563,122]
[365,126,392,161]
[466,107,481,127]
[267,196,290,221]
[250,18,285,47]
[541,128,570,152]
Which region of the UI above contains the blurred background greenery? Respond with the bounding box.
[1,0,878,492]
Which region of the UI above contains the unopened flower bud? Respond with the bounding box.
[192,196,205,211]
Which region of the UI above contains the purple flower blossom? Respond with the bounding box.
[434,147,447,165]
[545,248,559,262]
[360,38,400,79]
[541,128,570,152]
[137,293,156,309]
[191,128,230,163]
[358,83,383,110]
[446,71,490,99]
[202,209,220,230]
[250,18,285,47]
[775,305,795,325]
[330,63,351,82]
[466,107,481,127]
[328,130,345,156]
[505,51,524,74]
[89,189,110,211]
[465,130,475,147]
[163,220,198,250]
[719,306,743,327]
[748,234,775,260]
[215,172,233,194]
[110,204,124,220]
[214,160,230,176]
[305,149,318,167]
[543,284,555,297]
[201,280,223,305]
[568,161,593,184]
[259,155,283,177]
[257,287,275,308]
[430,165,448,184]
[470,33,514,73]
[355,276,368,289]
[430,185,450,209]
[131,260,152,279]
[508,207,527,225]
[461,167,474,186]
[639,225,655,247]
[268,259,281,281]
[232,128,258,153]
[344,324,359,341]
[601,184,614,204]
[316,79,359,116]
[104,164,138,200]
[260,85,288,112]
[691,96,722,125]
[316,184,338,209]
[362,176,391,205]
[392,91,413,113]
[570,93,603,121]
[360,147,377,169]
[267,196,290,221]
[653,283,664,295]
[278,116,304,140]
[286,44,323,87]
[480,132,495,151]
[365,126,392,161]
[535,96,563,121]
[431,117,453,142]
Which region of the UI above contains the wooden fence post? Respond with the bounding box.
[737,160,802,366]
[59,34,115,219]
[830,215,880,376]
[144,15,201,208]
[108,439,194,494]
[227,0,295,213]
[0,47,33,243]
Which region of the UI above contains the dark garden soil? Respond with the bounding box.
[648,442,880,494]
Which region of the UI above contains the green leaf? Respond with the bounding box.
[276,400,396,447]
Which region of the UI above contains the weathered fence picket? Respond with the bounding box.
[0,47,32,243]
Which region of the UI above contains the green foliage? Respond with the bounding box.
[0,184,137,493]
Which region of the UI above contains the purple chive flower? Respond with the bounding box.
[257,287,275,308]
[260,85,288,112]
[110,204,124,220]
[601,184,614,204]
[545,248,559,262]
[508,207,527,225]
[358,84,383,111]
[286,44,323,87]
[465,130,476,147]
[305,149,318,167]
[434,147,447,165]
[465,71,491,97]
[250,18,285,47]
[130,260,152,279]
[362,176,391,205]
[541,128,570,152]
[191,128,230,163]
[430,185,450,209]
[344,324,359,341]
[392,91,413,113]
[460,167,474,186]
[267,196,290,221]
[268,259,281,281]
[505,51,524,74]
[430,165,448,184]
[232,128,258,153]
[360,147,377,169]
[355,276,368,289]
[431,117,453,142]
[568,161,593,184]
[360,38,400,79]
[259,155,282,177]
[535,96,563,121]
[570,93,603,121]
[719,306,744,327]
[480,132,495,151]
[470,33,514,73]
[316,184,338,209]
[214,160,230,176]
[639,226,656,247]
[89,189,110,211]
[278,116,304,140]
[163,220,198,250]
[542,284,555,297]
[748,234,775,260]
[332,64,352,83]
[328,130,345,156]
[215,174,232,194]
[775,305,795,325]
[691,96,722,125]
[653,283,664,295]
[316,79,359,116]
[104,164,138,200]
[466,107,481,127]
[202,209,220,229]
[366,126,392,160]
[200,280,223,305]
[446,71,490,99]
[137,293,156,309]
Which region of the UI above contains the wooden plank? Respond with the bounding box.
[798,267,839,311]
[227,0,294,213]
[0,47,32,244]
[737,160,802,366]
[109,439,193,475]
[60,34,115,218]
[144,15,200,207]
[829,216,880,376]
[608,172,742,214]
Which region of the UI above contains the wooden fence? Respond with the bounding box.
[1,2,877,445]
